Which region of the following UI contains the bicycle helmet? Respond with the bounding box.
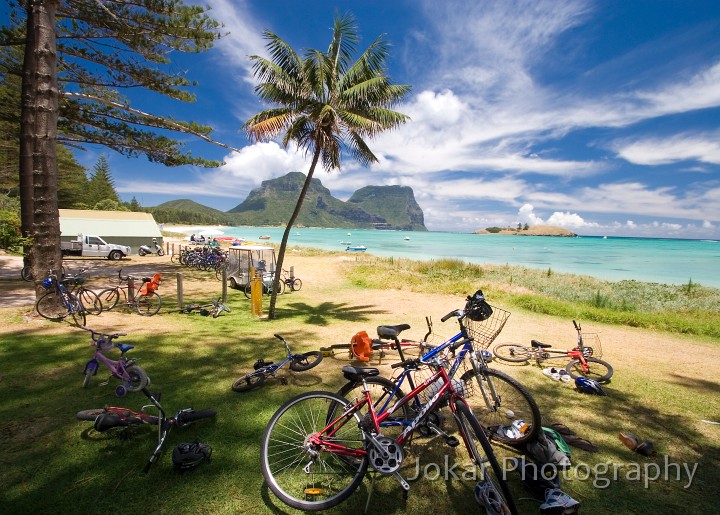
[539,488,580,514]
[575,377,607,396]
[474,480,507,515]
[464,289,493,321]
[42,277,53,289]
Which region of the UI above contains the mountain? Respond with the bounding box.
[147,199,234,225]
[348,185,426,231]
[226,172,427,230]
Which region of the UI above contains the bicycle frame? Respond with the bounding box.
[84,348,136,385]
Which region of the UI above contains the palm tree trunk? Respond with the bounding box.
[267,145,322,319]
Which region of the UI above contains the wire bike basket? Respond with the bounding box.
[580,333,603,358]
[461,305,511,350]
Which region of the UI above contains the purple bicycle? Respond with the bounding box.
[80,326,150,396]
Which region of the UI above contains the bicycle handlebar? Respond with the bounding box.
[441,309,462,323]
[573,320,581,331]
[78,325,127,341]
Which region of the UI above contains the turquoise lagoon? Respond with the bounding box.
[217,226,720,289]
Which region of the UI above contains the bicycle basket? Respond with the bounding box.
[580,333,602,358]
[461,305,510,350]
[96,337,113,352]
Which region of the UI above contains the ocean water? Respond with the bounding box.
[216,226,720,289]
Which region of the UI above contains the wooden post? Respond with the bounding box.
[221,267,227,303]
[177,272,184,309]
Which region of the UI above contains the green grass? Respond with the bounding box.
[343,256,720,339]
[1,255,719,514]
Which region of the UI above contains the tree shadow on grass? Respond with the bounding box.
[274,301,388,326]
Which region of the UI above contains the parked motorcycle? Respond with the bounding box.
[138,238,165,256]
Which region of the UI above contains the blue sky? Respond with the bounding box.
[76,0,720,238]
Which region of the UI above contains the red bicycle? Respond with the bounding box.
[493,320,613,382]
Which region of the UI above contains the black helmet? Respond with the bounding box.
[464,289,493,321]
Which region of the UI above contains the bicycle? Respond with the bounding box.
[35,269,87,326]
[180,298,232,318]
[280,268,302,291]
[76,387,216,473]
[231,334,323,392]
[97,269,162,316]
[338,290,542,445]
[260,333,518,513]
[493,320,613,383]
[79,326,151,395]
[59,269,103,316]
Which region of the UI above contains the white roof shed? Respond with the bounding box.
[59,209,163,249]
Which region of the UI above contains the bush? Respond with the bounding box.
[0,210,24,252]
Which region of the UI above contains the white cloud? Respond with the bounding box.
[547,211,599,228]
[517,204,545,225]
[615,132,720,165]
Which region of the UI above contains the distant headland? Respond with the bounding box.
[474,224,577,237]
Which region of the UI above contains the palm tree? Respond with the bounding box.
[243,13,411,319]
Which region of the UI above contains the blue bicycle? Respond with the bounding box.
[231,334,323,392]
[337,290,542,445]
[35,269,87,327]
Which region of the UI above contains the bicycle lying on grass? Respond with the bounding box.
[493,320,613,382]
[180,298,231,318]
[79,326,150,395]
[231,334,323,392]
[337,290,541,445]
[76,387,216,473]
[260,332,518,513]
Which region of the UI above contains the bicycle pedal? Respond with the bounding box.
[445,436,460,447]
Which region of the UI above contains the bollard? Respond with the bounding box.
[250,268,262,317]
[177,272,184,309]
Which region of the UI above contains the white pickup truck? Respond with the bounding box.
[61,234,131,260]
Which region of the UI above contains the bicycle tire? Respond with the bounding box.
[565,357,613,383]
[453,399,518,515]
[35,291,69,321]
[289,351,323,372]
[261,391,368,511]
[460,368,541,445]
[177,409,217,424]
[134,291,161,316]
[231,371,266,392]
[21,266,33,282]
[493,343,532,363]
[335,376,410,439]
[291,278,302,291]
[76,408,107,421]
[243,284,252,299]
[78,289,103,315]
[70,300,87,327]
[124,365,150,392]
[98,288,120,311]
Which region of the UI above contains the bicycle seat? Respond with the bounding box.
[342,366,380,382]
[376,324,411,340]
[531,339,552,348]
[117,343,135,353]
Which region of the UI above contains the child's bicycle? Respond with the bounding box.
[180,298,231,318]
[493,320,613,382]
[231,334,323,392]
[76,387,216,473]
[79,326,150,395]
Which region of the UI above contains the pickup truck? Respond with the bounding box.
[61,234,131,260]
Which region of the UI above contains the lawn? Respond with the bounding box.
[1,251,718,514]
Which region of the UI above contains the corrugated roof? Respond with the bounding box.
[59,209,162,238]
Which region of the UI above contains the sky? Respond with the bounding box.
[76,0,720,238]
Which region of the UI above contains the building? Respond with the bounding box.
[59,209,163,250]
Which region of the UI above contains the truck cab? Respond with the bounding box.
[61,234,131,260]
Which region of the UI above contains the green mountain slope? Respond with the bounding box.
[348,185,426,231]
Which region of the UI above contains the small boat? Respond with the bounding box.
[339,241,352,245]
[346,245,367,252]
[259,235,271,240]
[404,236,410,241]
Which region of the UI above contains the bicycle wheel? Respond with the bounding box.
[335,376,410,439]
[78,288,103,315]
[243,284,252,299]
[35,291,69,321]
[70,298,87,327]
[493,343,532,363]
[21,266,33,281]
[453,399,518,515]
[76,408,107,421]
[134,291,162,316]
[289,351,323,372]
[461,368,541,445]
[231,371,266,392]
[565,357,613,383]
[261,391,368,511]
[97,288,120,311]
[124,364,150,392]
[291,278,302,291]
